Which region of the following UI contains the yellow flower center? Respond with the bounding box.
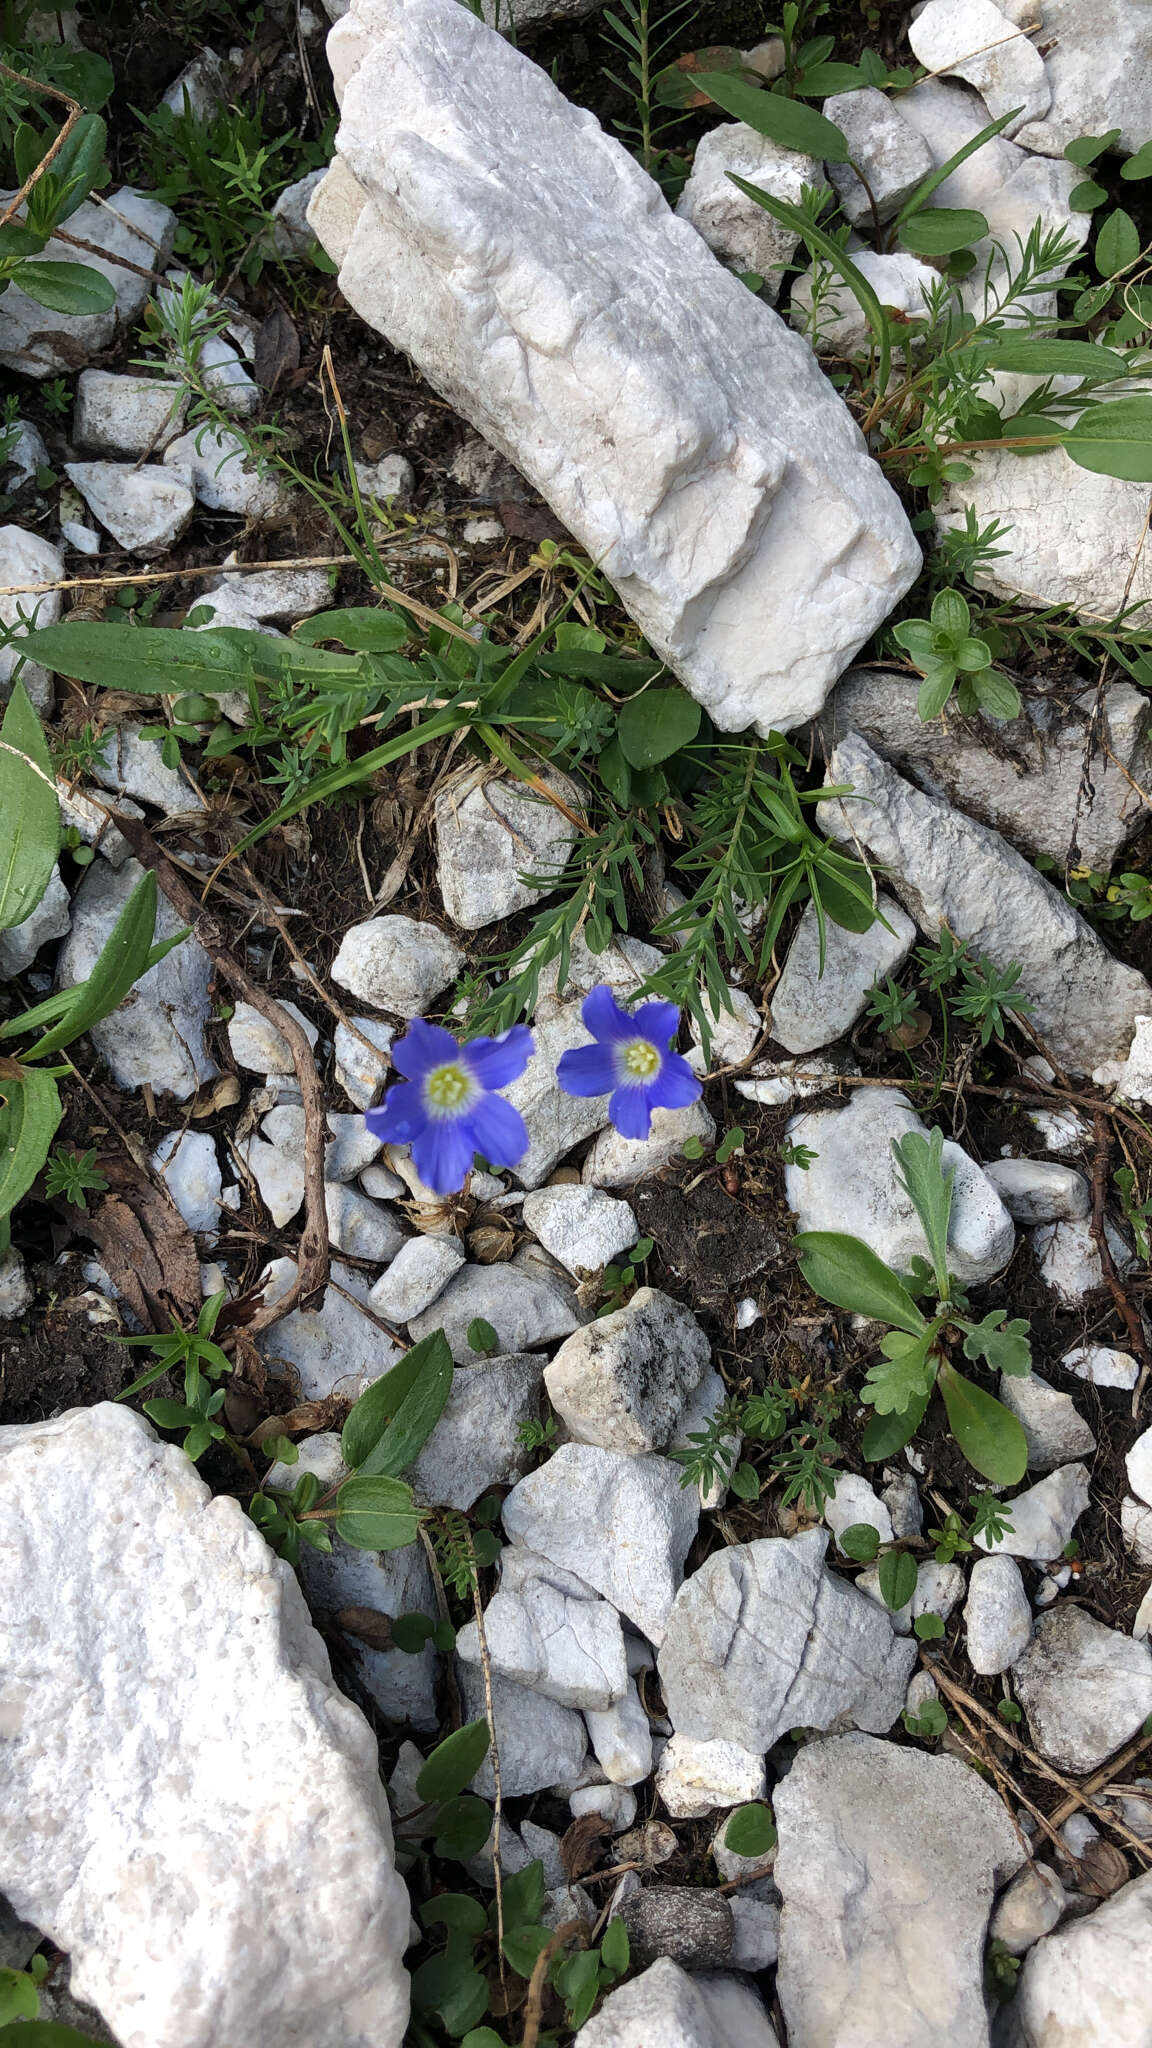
[622,1037,660,1080]
[425,1061,472,1111]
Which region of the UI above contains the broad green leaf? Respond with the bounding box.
[815,860,877,934]
[422,1893,489,1937]
[499,1858,548,1932]
[23,621,279,695]
[839,1521,881,1562]
[878,1549,918,1612]
[793,60,867,97]
[1062,398,1152,481]
[953,640,993,673]
[914,1610,945,1641]
[974,670,1022,720]
[0,1061,61,1222]
[433,1794,494,1861]
[333,1474,422,1551]
[466,1316,498,1356]
[600,1916,630,1976]
[52,112,107,222]
[937,1361,1029,1484]
[898,207,987,256]
[143,1399,200,1429]
[1065,128,1121,167]
[0,2025,99,2045]
[959,1310,1032,1377]
[502,1924,552,1979]
[891,619,939,668]
[861,1388,929,1460]
[1070,178,1107,211]
[392,1611,436,1653]
[891,1128,954,1299]
[693,72,850,159]
[724,1801,777,1857]
[929,589,970,640]
[795,1229,926,1335]
[0,1970,38,2024]
[616,685,701,769]
[342,1329,454,1477]
[462,2031,508,2048]
[1095,207,1141,277]
[861,1327,940,1415]
[1122,138,1152,181]
[20,870,180,1061]
[293,607,410,651]
[959,336,1131,382]
[0,678,61,932]
[918,664,957,720]
[9,259,116,315]
[417,1717,491,1802]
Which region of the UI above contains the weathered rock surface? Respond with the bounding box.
[769,891,916,1055]
[1063,1344,1138,1391]
[72,372,187,458]
[654,1734,766,1820]
[1012,1607,1152,1771]
[257,1257,405,1401]
[575,1957,779,2046]
[977,1465,1091,1564]
[618,1885,735,1969]
[522,1182,637,1275]
[774,1733,1025,2048]
[909,0,1050,134]
[407,1260,580,1361]
[824,86,935,226]
[152,1130,222,1237]
[939,445,1152,622]
[1011,0,1152,159]
[583,1098,717,1188]
[965,1554,1033,1675]
[457,1546,627,1709]
[57,858,217,1101]
[0,864,70,976]
[0,1405,410,2048]
[989,1859,1066,1958]
[434,765,580,930]
[369,1234,465,1323]
[657,1528,916,1751]
[331,913,463,1014]
[786,1085,1015,1286]
[676,123,826,294]
[822,669,1152,872]
[228,998,318,1074]
[998,1870,1152,2047]
[458,1661,586,1797]
[0,189,177,377]
[91,724,201,814]
[0,524,62,712]
[409,1352,542,1509]
[309,0,920,739]
[544,1286,709,1454]
[819,734,1152,1078]
[998,1372,1096,1473]
[983,1159,1090,1226]
[163,425,283,517]
[502,1444,699,1645]
[585,1675,654,1785]
[791,249,940,357]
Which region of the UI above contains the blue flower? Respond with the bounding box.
[556,984,701,1141]
[365,1017,534,1194]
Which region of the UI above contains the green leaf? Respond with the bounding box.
[9,259,116,315]
[914,1610,946,1641]
[959,336,1131,382]
[0,2027,100,2045]
[894,106,1026,226]
[52,111,108,222]
[1095,207,1141,277]
[1065,128,1121,167]
[795,1230,926,1335]
[878,1548,918,1611]
[392,1611,436,1653]
[293,607,410,651]
[466,1316,498,1356]
[0,678,61,932]
[462,2032,508,2048]
[693,71,850,159]
[891,619,940,668]
[433,1794,495,1862]
[616,685,701,769]
[917,664,958,720]
[959,1311,1032,1377]
[502,1924,552,1979]
[598,734,631,806]
[333,1474,421,1551]
[862,1327,940,1416]
[342,1329,453,1478]
[600,1916,630,1977]
[1062,398,1152,481]
[723,1801,778,1857]
[143,1399,200,1429]
[422,1893,489,1937]
[891,1128,954,1300]
[839,1521,881,1562]
[417,1718,491,1803]
[1070,178,1107,210]
[1121,138,1152,181]
[898,207,988,256]
[0,1062,61,1223]
[936,1361,1029,1484]
[930,589,971,641]
[729,1460,760,1500]
[0,1971,38,2025]
[794,60,868,97]
[973,670,1022,721]
[729,173,891,389]
[861,1390,929,1461]
[22,620,274,697]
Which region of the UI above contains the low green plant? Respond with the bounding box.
[929,1492,1014,1563]
[903,1694,948,1740]
[598,1234,654,1313]
[674,1378,843,1511]
[43,1143,108,1211]
[1115,1166,1152,1261]
[867,976,920,1037]
[515,1411,559,1454]
[0,1948,90,2042]
[132,92,324,286]
[723,1801,777,1857]
[796,1127,1032,1483]
[781,1137,818,1170]
[0,13,116,321]
[891,588,1017,723]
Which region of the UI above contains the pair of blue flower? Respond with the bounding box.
[365,985,701,1194]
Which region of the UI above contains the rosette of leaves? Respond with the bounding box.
[891,590,1019,723]
[796,1128,1031,1484]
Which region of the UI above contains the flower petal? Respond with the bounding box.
[557,1041,620,1097]
[608,1083,654,1142]
[631,999,680,1050]
[462,1024,535,1091]
[365,1081,426,1145]
[582,983,633,1043]
[464,1091,530,1170]
[391,1016,460,1080]
[411,1116,476,1195]
[647,1051,702,1112]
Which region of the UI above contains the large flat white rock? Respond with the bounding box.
[0,1404,410,2048]
[308,0,919,737]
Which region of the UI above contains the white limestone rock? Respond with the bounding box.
[0,864,70,975]
[521,1183,637,1276]
[0,188,177,377]
[574,1957,780,2048]
[152,1130,222,1236]
[983,1158,1090,1225]
[989,1860,1066,1957]
[325,1113,384,1184]
[457,1547,628,1710]
[824,86,935,226]
[964,1554,1033,1675]
[325,1182,407,1264]
[657,1528,917,1751]
[72,372,187,457]
[676,123,826,296]
[164,425,283,517]
[407,1259,579,1361]
[2,417,48,489]
[823,668,1152,872]
[238,1104,307,1229]
[1012,0,1152,159]
[309,0,920,741]
[57,858,217,1101]
[335,1014,394,1108]
[409,1352,542,1508]
[90,724,202,813]
[655,1734,766,1821]
[369,1234,465,1322]
[685,982,761,1075]
[570,1783,637,1832]
[544,1287,709,1455]
[999,1870,1152,2047]
[0,1248,33,1317]
[909,0,1050,135]
[1063,1343,1139,1391]
[65,462,195,555]
[1011,1607,1152,1772]
[162,46,231,119]
[458,1660,586,1798]
[1128,1428,1152,1507]
[824,1471,894,1554]
[1033,1215,1131,1304]
[0,524,63,712]
[998,1371,1096,1473]
[211,559,334,623]
[940,443,1152,622]
[584,1675,654,1785]
[502,1444,699,1646]
[434,766,581,930]
[272,168,327,256]
[256,1257,405,1401]
[818,733,1152,1079]
[0,1404,410,2048]
[584,1098,716,1190]
[770,891,916,1055]
[331,914,463,1015]
[786,1086,1015,1287]
[977,1464,1091,1564]
[357,453,414,504]
[196,333,260,418]
[494,1002,612,1187]
[773,1733,1025,2048]
[227,998,318,1074]
[1121,1494,1152,1567]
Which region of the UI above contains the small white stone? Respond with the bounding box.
[90,723,201,813]
[369,1234,465,1322]
[1013,1606,1152,1773]
[824,1472,894,1554]
[325,1183,406,1264]
[584,1677,654,1786]
[152,1130,222,1235]
[164,425,283,517]
[257,1258,404,1402]
[1028,1107,1092,1155]
[521,1183,637,1276]
[195,333,261,418]
[211,558,333,622]
[0,525,64,712]
[0,188,177,380]
[459,1662,587,1799]
[686,983,761,1075]
[161,46,231,119]
[735,1297,760,1331]
[57,858,216,1101]
[0,1249,32,1317]
[60,519,100,555]
[227,999,318,1074]
[0,866,71,976]
[1063,1344,1139,1391]
[712,1810,776,1885]
[409,1258,580,1362]
[356,453,415,504]
[238,1105,307,1227]
[3,417,47,487]
[457,1550,628,1711]
[729,1894,780,1973]
[965,1555,1033,1675]
[1033,1216,1132,1304]
[335,1016,394,1109]
[770,892,916,1055]
[1126,1428,1152,1509]
[824,86,935,226]
[998,1372,1096,1474]
[989,1861,1066,1956]
[909,0,1050,136]
[976,1464,1091,1565]
[544,1286,709,1455]
[64,462,195,554]
[1122,1495,1152,1568]
[434,764,581,932]
[325,1113,383,1184]
[583,1099,717,1190]
[983,1159,1090,1224]
[792,250,940,357]
[570,1783,636,1833]
[655,1733,766,1820]
[331,914,463,1014]
[360,1162,406,1201]
[72,371,186,457]
[272,169,327,257]
[409,1352,543,1509]
[676,123,826,296]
